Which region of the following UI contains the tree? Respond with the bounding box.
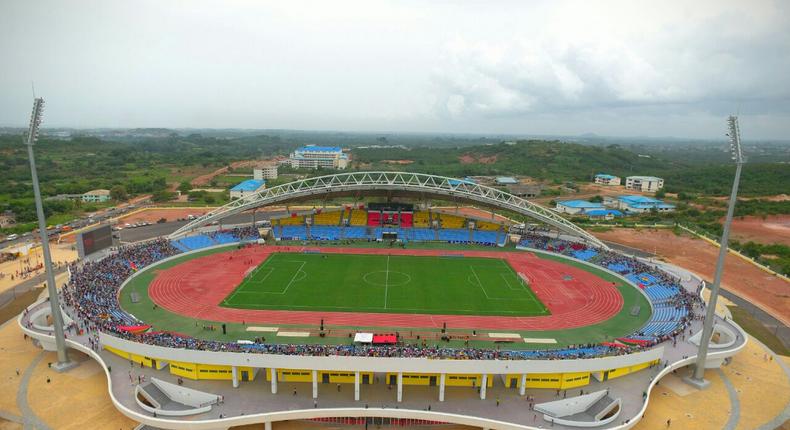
[655,189,666,199]
[152,190,174,202]
[589,195,603,203]
[178,181,192,193]
[678,192,695,201]
[110,185,128,201]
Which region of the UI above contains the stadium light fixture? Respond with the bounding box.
[24,98,73,369]
[687,115,744,387]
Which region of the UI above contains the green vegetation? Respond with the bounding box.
[3,131,787,239]
[734,200,790,217]
[353,140,790,197]
[222,253,549,316]
[729,240,790,276]
[354,141,662,181]
[661,164,790,196]
[727,306,789,356]
[0,132,296,232]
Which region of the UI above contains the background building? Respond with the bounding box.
[507,184,541,198]
[555,200,604,215]
[288,146,349,170]
[625,176,664,192]
[586,209,623,220]
[253,163,278,180]
[495,176,519,185]
[594,173,621,186]
[605,195,675,213]
[230,179,266,199]
[82,189,111,203]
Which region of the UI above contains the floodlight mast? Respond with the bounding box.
[690,115,744,385]
[24,98,71,368]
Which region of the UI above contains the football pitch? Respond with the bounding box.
[220,252,550,316]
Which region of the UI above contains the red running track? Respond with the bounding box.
[148,245,623,331]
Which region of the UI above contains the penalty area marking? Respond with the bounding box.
[468,266,543,303]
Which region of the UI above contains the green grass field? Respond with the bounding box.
[220,253,549,316]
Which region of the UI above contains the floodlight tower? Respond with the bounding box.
[688,115,745,387]
[24,98,72,369]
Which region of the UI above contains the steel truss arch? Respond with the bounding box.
[169,171,607,249]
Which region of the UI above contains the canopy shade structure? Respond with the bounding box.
[169,171,607,249]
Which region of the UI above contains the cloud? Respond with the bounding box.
[431,0,790,120]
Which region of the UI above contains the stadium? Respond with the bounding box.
[20,172,746,430]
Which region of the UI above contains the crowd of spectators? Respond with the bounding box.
[519,233,703,342]
[125,331,638,360]
[53,231,701,361]
[62,239,181,331]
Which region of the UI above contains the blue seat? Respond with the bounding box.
[176,235,214,250]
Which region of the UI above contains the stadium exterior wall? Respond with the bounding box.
[17,301,747,430]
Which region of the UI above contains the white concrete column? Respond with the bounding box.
[397,372,403,402]
[312,370,318,399]
[439,373,446,402]
[480,374,487,400]
[270,368,278,394]
[354,371,360,401]
[519,374,527,396]
[264,422,272,430]
[231,366,239,388]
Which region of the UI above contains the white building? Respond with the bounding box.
[593,173,621,186]
[288,146,349,170]
[253,164,278,180]
[625,176,664,192]
[82,189,111,203]
[495,176,519,185]
[230,180,266,199]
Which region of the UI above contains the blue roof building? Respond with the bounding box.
[594,173,621,185]
[297,146,342,153]
[289,146,349,169]
[448,177,477,187]
[614,195,675,213]
[555,200,604,214]
[230,179,266,199]
[586,209,624,219]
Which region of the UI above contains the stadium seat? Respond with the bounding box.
[313,211,342,225]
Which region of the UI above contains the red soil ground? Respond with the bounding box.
[116,208,213,224]
[729,215,790,247]
[595,228,790,326]
[458,154,498,165]
[149,246,623,330]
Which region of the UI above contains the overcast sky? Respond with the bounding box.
[1,0,789,139]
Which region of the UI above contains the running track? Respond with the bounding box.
[147,245,623,331]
